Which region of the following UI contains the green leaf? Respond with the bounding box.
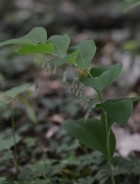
[18,95,37,123]
[68,40,96,70]
[18,167,35,180]
[122,0,140,12]
[94,166,109,184]
[50,49,80,67]
[4,84,31,99]
[96,99,133,127]
[25,163,67,179]
[0,177,8,184]
[77,176,95,184]
[0,133,21,151]
[48,34,70,57]
[17,43,54,55]
[0,27,47,47]
[26,107,37,123]
[130,96,140,102]
[68,49,80,64]
[35,180,51,184]
[0,97,12,106]
[23,137,38,148]
[101,113,114,131]
[80,63,122,92]
[0,150,12,163]
[62,118,116,159]
[49,163,67,176]
[81,71,108,92]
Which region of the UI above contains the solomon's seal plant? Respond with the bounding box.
[0,27,140,184]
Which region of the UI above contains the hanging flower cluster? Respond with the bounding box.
[38,56,94,122]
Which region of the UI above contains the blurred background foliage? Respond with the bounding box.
[0,0,140,183]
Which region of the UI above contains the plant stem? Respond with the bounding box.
[72,64,115,183]
[108,162,115,184]
[99,92,115,184]
[10,105,19,173]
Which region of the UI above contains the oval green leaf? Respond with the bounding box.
[81,63,122,92]
[4,84,31,99]
[96,99,133,127]
[123,0,140,12]
[0,27,47,47]
[48,34,70,57]
[62,118,116,160]
[17,43,54,55]
[50,49,80,67]
[68,40,96,70]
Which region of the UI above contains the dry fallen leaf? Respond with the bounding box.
[113,124,140,157]
[48,114,64,124]
[45,125,60,138]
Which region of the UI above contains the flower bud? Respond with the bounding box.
[46,62,51,71]
[74,78,78,91]
[52,64,57,76]
[78,86,84,99]
[71,77,78,91]
[79,98,88,107]
[62,71,67,85]
[84,108,92,122]
[75,85,84,99]
[75,90,79,98]
[83,98,89,111]
[79,99,85,107]
[41,61,46,69]
[34,54,39,64]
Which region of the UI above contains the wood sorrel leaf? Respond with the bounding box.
[80,63,122,92]
[68,40,96,70]
[62,118,116,160]
[48,34,70,57]
[0,27,47,47]
[17,43,54,55]
[96,98,133,127]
